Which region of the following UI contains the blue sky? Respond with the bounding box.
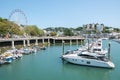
[0,0,120,28]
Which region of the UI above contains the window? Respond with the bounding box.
[86,61,91,64]
[81,60,84,62]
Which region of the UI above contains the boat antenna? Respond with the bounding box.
[108,42,111,60]
[87,39,90,52]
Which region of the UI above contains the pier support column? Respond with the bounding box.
[82,39,84,45]
[0,49,1,53]
[27,39,30,47]
[70,39,72,45]
[12,40,15,49]
[62,39,64,44]
[48,38,50,46]
[53,39,55,44]
[42,38,44,44]
[23,40,26,47]
[35,39,38,46]
[80,39,83,45]
[76,39,78,46]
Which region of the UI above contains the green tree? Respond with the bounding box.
[24,25,44,36]
[114,28,120,32]
[39,29,44,36]
[63,28,74,36]
[75,27,83,31]
[102,26,112,33]
[50,31,57,36]
[0,17,24,36]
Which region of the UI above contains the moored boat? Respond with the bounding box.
[61,39,115,69]
[2,52,13,64]
[62,51,115,68]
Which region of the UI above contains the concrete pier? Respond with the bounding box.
[0,36,84,47]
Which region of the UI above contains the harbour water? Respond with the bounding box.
[0,40,120,80]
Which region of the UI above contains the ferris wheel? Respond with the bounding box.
[9,9,28,27]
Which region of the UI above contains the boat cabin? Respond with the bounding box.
[78,52,108,62]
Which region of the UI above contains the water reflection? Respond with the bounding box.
[61,63,113,80]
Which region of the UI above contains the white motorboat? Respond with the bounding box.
[65,39,107,55]
[62,39,115,69]
[20,47,32,55]
[62,51,115,68]
[23,48,31,55]
[89,39,108,55]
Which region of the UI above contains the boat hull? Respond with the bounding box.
[62,54,115,68]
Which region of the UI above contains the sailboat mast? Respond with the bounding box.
[108,42,111,60]
[87,39,90,52]
[62,41,65,55]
